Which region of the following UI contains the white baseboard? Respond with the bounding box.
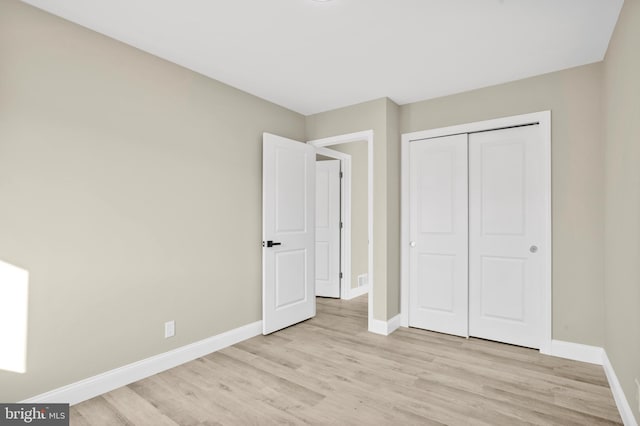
[21,320,263,406]
[387,314,401,334]
[547,340,636,425]
[603,352,638,426]
[369,314,401,336]
[548,340,604,365]
[369,319,388,335]
[344,284,368,300]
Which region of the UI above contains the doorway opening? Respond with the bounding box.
[308,131,375,332]
[315,145,369,301]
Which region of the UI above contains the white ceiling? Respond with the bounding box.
[21,0,623,115]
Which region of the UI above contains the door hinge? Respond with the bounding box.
[340,171,343,178]
[340,222,343,229]
[340,272,343,279]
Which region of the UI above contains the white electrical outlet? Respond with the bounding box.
[164,320,175,338]
[357,274,368,288]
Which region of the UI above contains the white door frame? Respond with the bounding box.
[316,148,353,300]
[400,111,552,354]
[308,130,375,332]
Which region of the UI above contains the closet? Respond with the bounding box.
[408,123,546,349]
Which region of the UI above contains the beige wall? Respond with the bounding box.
[401,63,606,347]
[603,0,640,421]
[385,100,401,317]
[325,142,368,290]
[0,0,305,402]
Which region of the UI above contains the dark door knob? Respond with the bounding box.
[263,240,282,248]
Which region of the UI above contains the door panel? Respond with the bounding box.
[480,256,525,321]
[315,242,330,281]
[315,160,341,298]
[275,249,307,308]
[263,133,315,335]
[275,149,308,232]
[409,134,468,337]
[418,254,455,312]
[479,142,526,235]
[469,125,545,348]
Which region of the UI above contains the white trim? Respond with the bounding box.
[21,321,262,406]
[344,284,369,300]
[603,352,638,426]
[309,130,374,148]
[369,319,387,335]
[401,131,410,328]
[546,341,637,425]
[538,112,553,355]
[369,314,401,336]
[308,130,375,333]
[315,147,352,301]
[387,314,401,335]
[400,111,552,352]
[548,340,604,365]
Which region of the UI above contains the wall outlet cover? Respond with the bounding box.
[164,320,175,338]
[357,274,368,288]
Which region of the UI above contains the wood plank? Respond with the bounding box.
[69,296,622,425]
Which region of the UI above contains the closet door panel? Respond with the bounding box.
[409,134,468,337]
[468,125,545,349]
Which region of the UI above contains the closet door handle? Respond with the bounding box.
[529,245,538,253]
[410,241,416,248]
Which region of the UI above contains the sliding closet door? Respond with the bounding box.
[409,134,468,337]
[468,125,545,349]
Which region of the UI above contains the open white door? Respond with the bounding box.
[315,160,341,298]
[263,133,316,335]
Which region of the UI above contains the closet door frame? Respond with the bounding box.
[400,111,552,355]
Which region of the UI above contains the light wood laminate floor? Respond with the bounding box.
[70,296,622,425]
